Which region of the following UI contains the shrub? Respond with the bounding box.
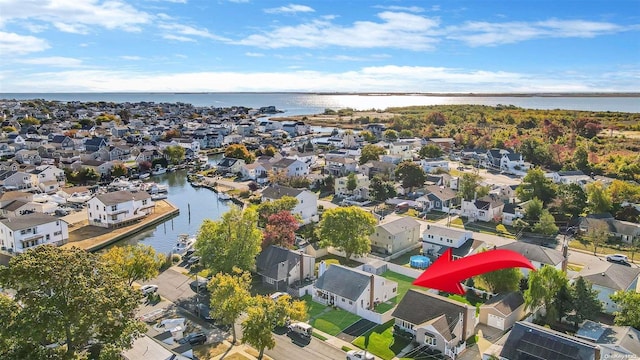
[341,346,352,352]
[171,254,181,263]
[496,224,508,234]
[239,190,251,198]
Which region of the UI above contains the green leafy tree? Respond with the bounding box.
[419,144,444,159]
[359,144,386,165]
[242,296,277,360]
[516,168,557,205]
[583,220,609,256]
[0,246,144,359]
[524,265,569,324]
[360,130,377,142]
[524,197,544,223]
[458,173,486,202]
[586,181,613,214]
[101,244,165,286]
[346,172,358,193]
[256,195,298,227]
[369,175,397,202]
[273,295,308,327]
[572,146,590,173]
[399,129,413,139]
[606,180,640,205]
[532,210,559,238]
[316,207,377,260]
[19,116,40,126]
[552,283,574,323]
[163,145,186,165]
[383,129,398,141]
[195,206,262,274]
[208,268,252,344]
[476,267,522,294]
[611,290,640,329]
[554,183,587,218]
[110,163,128,178]
[568,277,602,327]
[225,144,255,164]
[394,161,426,193]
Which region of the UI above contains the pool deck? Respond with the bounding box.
[61,200,180,252]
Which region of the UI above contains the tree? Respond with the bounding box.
[568,277,602,327]
[572,146,590,173]
[606,179,640,205]
[101,244,165,286]
[399,129,413,139]
[139,160,152,172]
[195,206,262,274]
[0,246,144,359]
[532,210,559,238]
[383,129,398,141]
[524,197,544,223]
[225,144,255,164]
[394,161,426,193]
[552,283,574,323]
[111,163,128,178]
[369,175,396,202]
[476,267,522,294]
[256,195,298,227]
[583,220,609,256]
[262,211,300,249]
[611,290,640,329]
[458,173,485,202]
[554,183,587,219]
[419,144,444,159]
[346,172,357,193]
[273,294,307,327]
[586,181,612,214]
[316,207,377,260]
[524,265,568,323]
[516,168,557,205]
[359,144,386,165]
[360,130,377,142]
[163,145,186,165]
[208,268,252,344]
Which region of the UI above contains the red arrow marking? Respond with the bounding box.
[413,248,536,295]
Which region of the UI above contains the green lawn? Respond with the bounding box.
[374,300,396,314]
[310,308,361,336]
[380,271,423,304]
[301,295,328,319]
[352,320,411,360]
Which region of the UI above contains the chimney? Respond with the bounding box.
[318,260,326,277]
[369,275,375,310]
[299,251,304,283]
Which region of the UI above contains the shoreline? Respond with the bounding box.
[1,92,638,97]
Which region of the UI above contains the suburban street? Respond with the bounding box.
[266,332,347,360]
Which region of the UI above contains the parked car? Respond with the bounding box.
[55,209,69,216]
[287,322,313,338]
[606,254,630,264]
[346,350,374,360]
[187,256,200,265]
[185,332,207,346]
[140,284,158,295]
[195,303,215,322]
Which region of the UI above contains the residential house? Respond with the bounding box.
[87,190,154,228]
[359,160,396,180]
[392,289,475,359]
[461,195,505,222]
[216,157,246,175]
[420,158,449,173]
[313,264,397,322]
[325,157,358,177]
[0,170,34,191]
[270,158,309,177]
[14,149,42,165]
[78,159,112,177]
[478,292,526,331]
[0,143,15,157]
[255,245,315,291]
[49,135,75,150]
[84,137,109,152]
[577,262,640,313]
[370,217,421,256]
[547,170,592,186]
[426,138,456,153]
[417,185,458,213]
[422,223,474,259]
[485,149,510,168]
[579,215,640,245]
[575,320,640,359]
[483,321,600,360]
[498,184,519,204]
[501,203,525,226]
[136,149,164,164]
[261,185,318,224]
[282,121,310,137]
[1,199,37,217]
[8,134,26,150]
[500,152,527,172]
[240,162,270,184]
[98,145,131,162]
[388,142,413,160]
[0,214,69,255]
[334,173,370,198]
[498,242,564,277]
[24,137,48,150]
[364,123,386,138]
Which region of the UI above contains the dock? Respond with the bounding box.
[62,200,180,252]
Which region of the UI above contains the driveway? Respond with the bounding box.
[337,318,377,342]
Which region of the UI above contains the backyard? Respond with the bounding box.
[352,320,412,360]
[301,295,362,336]
[380,270,424,304]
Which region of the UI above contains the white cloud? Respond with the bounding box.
[238,12,440,50]
[448,19,628,46]
[245,52,264,57]
[0,0,151,33]
[0,31,50,55]
[264,4,315,14]
[159,23,230,41]
[227,0,250,3]
[373,5,424,13]
[120,55,143,60]
[19,56,83,67]
[22,22,49,33]
[163,34,196,42]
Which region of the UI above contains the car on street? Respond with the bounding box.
[187,256,200,265]
[606,254,630,265]
[346,350,374,360]
[185,332,207,346]
[140,284,158,295]
[195,303,215,322]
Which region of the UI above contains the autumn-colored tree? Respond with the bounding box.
[225,144,255,164]
[359,144,386,165]
[256,195,298,227]
[139,161,152,171]
[316,207,377,260]
[586,181,613,214]
[163,128,181,140]
[101,244,165,286]
[399,129,413,138]
[262,211,300,249]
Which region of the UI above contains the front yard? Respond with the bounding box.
[352,320,412,360]
[302,295,362,336]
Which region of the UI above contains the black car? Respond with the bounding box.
[196,303,215,322]
[186,332,207,346]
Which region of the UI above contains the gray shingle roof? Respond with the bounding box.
[423,223,471,241]
[314,265,370,301]
[481,292,524,317]
[256,245,309,280]
[392,289,469,329]
[498,241,564,266]
[378,217,420,235]
[262,185,304,200]
[579,262,640,291]
[0,213,66,231]
[94,190,150,206]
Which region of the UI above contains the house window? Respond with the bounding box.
[265,277,274,284]
[111,205,117,211]
[349,300,353,305]
[111,215,118,220]
[54,231,62,236]
[425,334,436,346]
[46,234,50,240]
[341,298,345,302]
[142,200,148,205]
[96,205,99,210]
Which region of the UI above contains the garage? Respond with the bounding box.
[488,313,505,331]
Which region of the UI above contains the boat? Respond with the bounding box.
[217,192,231,201]
[151,166,167,176]
[139,173,150,179]
[198,155,209,163]
[171,234,196,255]
[151,194,167,201]
[145,183,169,194]
[67,193,92,204]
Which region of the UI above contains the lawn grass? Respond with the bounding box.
[312,331,328,341]
[388,248,422,266]
[301,294,327,319]
[310,308,361,336]
[352,320,412,360]
[380,271,422,304]
[374,300,396,314]
[316,254,364,268]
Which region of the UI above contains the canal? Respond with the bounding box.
[114,155,230,254]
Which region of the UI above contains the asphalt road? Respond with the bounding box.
[266,332,346,360]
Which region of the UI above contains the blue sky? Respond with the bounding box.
[0,0,638,92]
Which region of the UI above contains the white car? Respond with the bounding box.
[606,254,629,264]
[346,350,374,360]
[140,284,159,295]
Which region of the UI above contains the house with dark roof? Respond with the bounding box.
[577,262,640,313]
[392,289,475,359]
[370,217,421,256]
[87,190,154,228]
[502,203,525,226]
[579,215,640,245]
[547,170,592,187]
[255,245,315,292]
[261,185,318,224]
[49,135,75,150]
[461,195,504,222]
[270,157,309,177]
[0,213,69,255]
[498,242,564,277]
[358,160,396,180]
[417,185,458,213]
[484,321,600,360]
[216,157,246,174]
[500,152,527,172]
[478,292,526,331]
[575,320,640,358]
[84,137,108,152]
[313,264,397,323]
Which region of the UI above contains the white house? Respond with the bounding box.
[313,264,398,323]
[422,223,473,258]
[270,158,309,177]
[500,153,527,172]
[388,142,414,160]
[421,159,449,173]
[460,195,504,222]
[334,173,370,198]
[240,162,269,184]
[261,185,318,224]
[30,165,65,188]
[87,190,154,228]
[577,262,640,314]
[370,217,421,256]
[498,242,564,277]
[0,214,69,254]
[547,170,592,186]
